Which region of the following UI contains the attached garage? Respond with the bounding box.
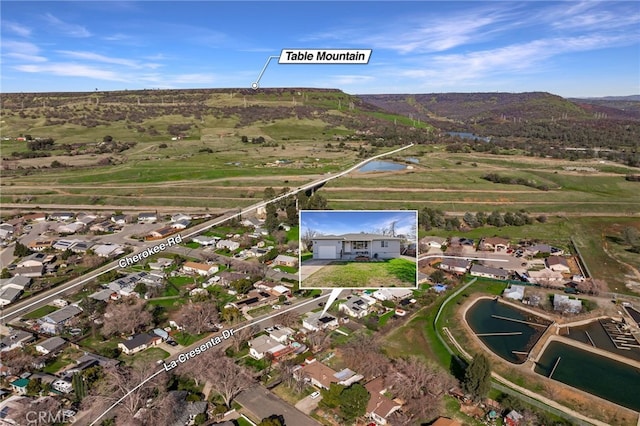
[317,245,337,259]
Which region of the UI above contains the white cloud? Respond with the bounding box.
[2,41,47,62]
[43,13,92,37]
[16,63,125,81]
[2,21,31,37]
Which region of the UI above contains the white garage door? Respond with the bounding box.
[318,245,337,259]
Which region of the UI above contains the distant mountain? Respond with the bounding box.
[576,95,640,101]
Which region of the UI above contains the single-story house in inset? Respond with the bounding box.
[439,257,471,274]
[137,212,157,223]
[553,294,582,314]
[0,330,35,352]
[372,288,414,301]
[527,269,565,286]
[38,304,83,335]
[339,297,372,318]
[56,221,85,234]
[217,239,240,251]
[479,237,510,252]
[170,219,190,230]
[296,359,363,390]
[248,335,288,360]
[311,233,403,260]
[546,256,571,273]
[470,264,510,280]
[503,285,526,301]
[118,333,162,355]
[171,213,192,223]
[35,336,67,355]
[303,312,339,332]
[420,236,447,250]
[0,287,23,306]
[272,254,298,268]
[364,377,402,426]
[182,261,218,276]
[192,235,219,246]
[50,212,75,221]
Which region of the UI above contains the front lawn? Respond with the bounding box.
[274,265,298,274]
[378,310,395,326]
[23,305,57,320]
[173,331,207,346]
[301,258,416,288]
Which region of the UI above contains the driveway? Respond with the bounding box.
[299,259,333,281]
[295,393,321,415]
[236,385,320,426]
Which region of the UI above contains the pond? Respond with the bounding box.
[465,298,550,363]
[534,340,640,411]
[357,161,407,172]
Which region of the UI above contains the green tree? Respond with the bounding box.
[339,383,370,422]
[265,203,279,233]
[73,373,87,402]
[258,415,285,426]
[13,241,32,257]
[263,187,276,201]
[0,268,11,279]
[26,378,43,395]
[463,354,492,401]
[134,282,148,295]
[430,270,446,283]
[320,383,346,409]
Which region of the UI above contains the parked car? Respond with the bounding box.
[310,391,320,399]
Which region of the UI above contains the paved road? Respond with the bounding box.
[236,385,321,426]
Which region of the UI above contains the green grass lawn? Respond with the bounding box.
[302,258,416,288]
[173,331,207,346]
[120,347,170,366]
[247,305,274,317]
[378,310,395,326]
[22,305,57,320]
[286,226,299,242]
[274,265,298,274]
[301,253,313,262]
[42,357,73,374]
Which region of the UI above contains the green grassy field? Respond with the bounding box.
[301,258,416,288]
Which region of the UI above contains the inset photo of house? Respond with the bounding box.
[299,210,418,289]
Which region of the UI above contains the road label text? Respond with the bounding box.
[118,234,183,268]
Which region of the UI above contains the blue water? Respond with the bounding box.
[447,131,491,142]
[405,157,420,164]
[358,161,407,172]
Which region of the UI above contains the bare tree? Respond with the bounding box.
[101,296,153,336]
[230,326,256,352]
[306,330,331,353]
[340,334,390,378]
[276,310,301,328]
[174,301,219,334]
[12,397,64,426]
[178,349,253,408]
[301,228,317,251]
[577,278,607,296]
[1,348,36,375]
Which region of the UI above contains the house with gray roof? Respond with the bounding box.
[470,264,510,280]
[35,336,67,355]
[339,296,372,318]
[0,330,35,352]
[39,305,83,334]
[311,233,403,260]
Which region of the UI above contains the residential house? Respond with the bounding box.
[110,214,128,225]
[50,212,75,221]
[137,212,157,223]
[170,219,190,230]
[35,336,67,355]
[0,224,14,240]
[182,261,218,276]
[364,377,402,426]
[524,244,563,256]
[171,213,192,223]
[527,269,565,286]
[93,243,124,258]
[504,410,524,426]
[553,294,582,314]
[470,264,510,280]
[23,213,47,222]
[38,305,83,334]
[0,276,31,291]
[0,330,35,352]
[248,335,289,360]
[311,233,402,260]
[118,333,162,355]
[52,379,73,393]
[28,240,54,251]
[89,288,119,302]
[90,220,115,233]
[546,256,571,273]
[218,271,249,287]
[17,252,47,268]
[166,391,208,426]
[242,217,263,228]
[69,240,94,254]
[439,258,471,274]
[269,326,295,343]
[503,285,526,301]
[420,236,447,250]
[303,312,339,332]
[272,254,298,268]
[53,239,79,251]
[192,235,219,246]
[217,239,240,251]
[0,287,23,306]
[296,359,363,390]
[76,213,98,225]
[57,221,85,234]
[149,257,173,270]
[339,297,372,318]
[479,237,510,252]
[14,265,44,278]
[10,378,29,395]
[371,288,413,301]
[449,237,475,248]
[148,226,177,239]
[253,281,290,298]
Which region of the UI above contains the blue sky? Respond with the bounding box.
[1,1,638,96]
[300,210,417,238]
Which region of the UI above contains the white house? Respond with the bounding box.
[272,254,298,268]
[93,243,124,258]
[35,336,67,355]
[439,257,471,274]
[503,285,526,301]
[171,219,190,229]
[546,256,571,273]
[339,297,371,318]
[372,288,413,301]
[0,287,23,306]
[303,312,339,332]
[553,294,582,314]
[420,236,447,250]
[217,239,240,251]
[52,379,73,393]
[311,233,402,260]
[365,377,403,425]
[0,330,35,352]
[171,213,192,223]
[470,264,510,280]
[182,261,218,276]
[57,221,85,234]
[192,235,219,246]
[38,305,83,334]
[137,212,157,223]
[269,326,295,343]
[248,335,287,360]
